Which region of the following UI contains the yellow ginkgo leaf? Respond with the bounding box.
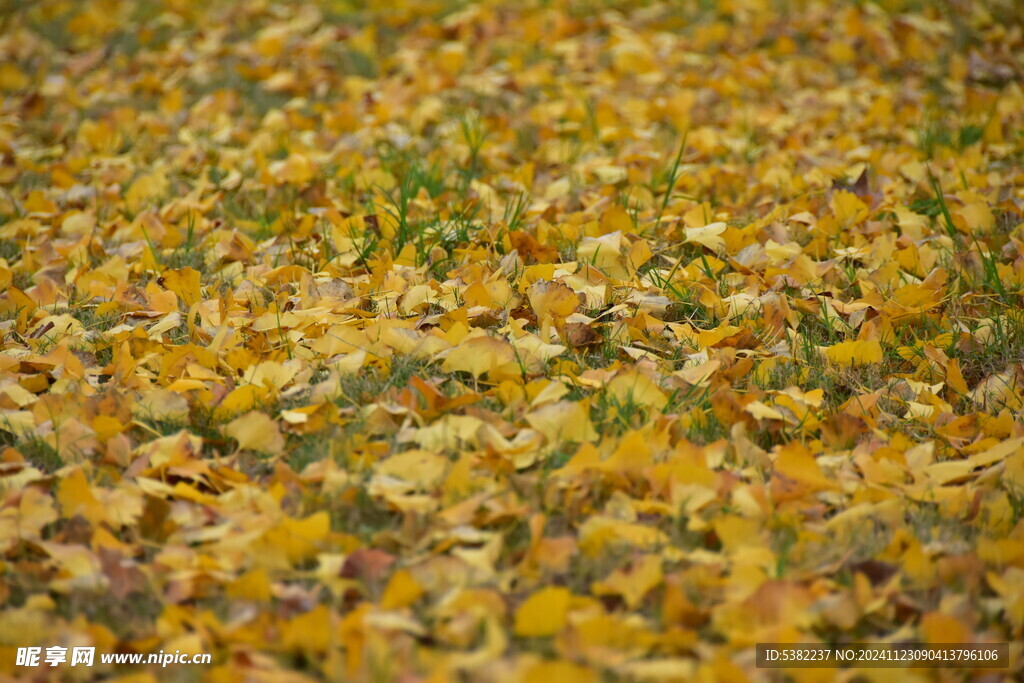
[577,232,626,276]
[380,569,425,610]
[830,190,869,225]
[592,554,663,608]
[514,586,570,637]
[599,204,633,233]
[125,170,168,211]
[953,202,995,234]
[159,267,202,307]
[525,400,598,443]
[56,469,106,526]
[606,370,667,410]
[822,339,882,367]
[683,222,727,253]
[529,279,580,341]
[745,400,784,421]
[271,153,317,186]
[374,450,447,488]
[773,442,839,492]
[226,411,285,454]
[442,335,516,378]
[528,279,580,322]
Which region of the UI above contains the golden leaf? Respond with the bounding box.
[514,586,570,637]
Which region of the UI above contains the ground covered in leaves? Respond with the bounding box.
[1,0,1024,680]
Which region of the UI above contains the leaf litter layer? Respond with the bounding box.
[1,0,1024,680]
